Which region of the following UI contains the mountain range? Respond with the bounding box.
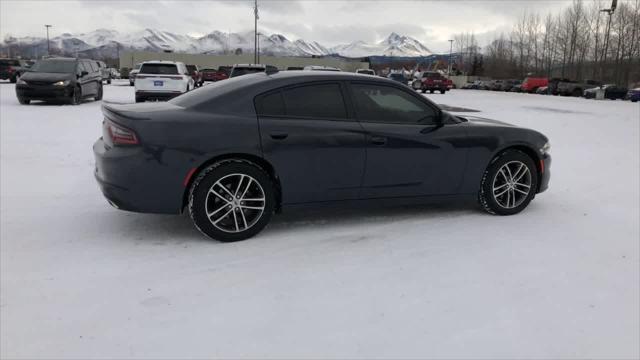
[1,29,433,59]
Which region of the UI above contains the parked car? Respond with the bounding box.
[501,79,521,92]
[0,58,27,83]
[303,65,341,71]
[510,84,522,92]
[420,71,449,94]
[93,71,551,242]
[490,80,505,91]
[356,69,375,75]
[229,64,278,78]
[547,78,570,95]
[95,60,111,84]
[201,66,230,82]
[387,73,407,84]
[583,84,628,100]
[557,79,601,97]
[186,64,202,87]
[129,63,141,86]
[109,68,120,79]
[625,87,640,102]
[461,81,475,89]
[134,61,194,102]
[535,86,549,94]
[521,77,548,93]
[16,57,103,105]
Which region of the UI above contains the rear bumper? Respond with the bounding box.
[16,84,73,100]
[135,91,182,101]
[93,138,185,214]
[538,153,551,193]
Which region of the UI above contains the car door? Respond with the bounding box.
[80,61,96,95]
[348,82,468,199]
[257,82,367,204]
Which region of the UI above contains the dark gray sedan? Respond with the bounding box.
[94,71,551,242]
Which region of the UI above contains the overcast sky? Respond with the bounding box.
[1,0,572,52]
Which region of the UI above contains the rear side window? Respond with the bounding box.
[351,83,438,125]
[282,83,347,119]
[256,91,285,117]
[140,64,179,75]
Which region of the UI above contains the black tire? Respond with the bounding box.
[421,89,426,93]
[10,75,17,84]
[94,83,103,101]
[107,78,111,85]
[70,86,81,105]
[17,97,30,105]
[429,89,435,94]
[188,161,276,242]
[129,81,134,86]
[440,89,446,94]
[478,149,538,216]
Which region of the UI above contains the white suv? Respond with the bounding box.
[134,61,194,102]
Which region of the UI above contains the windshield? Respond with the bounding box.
[230,67,264,78]
[30,60,76,73]
[140,64,178,75]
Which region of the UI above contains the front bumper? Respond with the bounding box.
[16,84,73,100]
[538,153,551,193]
[93,138,186,214]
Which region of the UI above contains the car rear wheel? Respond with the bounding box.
[17,97,30,105]
[430,89,435,94]
[440,89,446,94]
[479,150,538,215]
[188,161,275,242]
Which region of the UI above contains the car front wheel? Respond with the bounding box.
[479,150,538,215]
[188,161,275,242]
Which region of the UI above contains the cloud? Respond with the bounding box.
[1,0,573,53]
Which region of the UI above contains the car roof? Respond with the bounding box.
[141,60,180,65]
[233,64,266,68]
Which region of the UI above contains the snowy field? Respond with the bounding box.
[1,80,639,359]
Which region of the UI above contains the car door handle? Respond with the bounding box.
[371,136,387,145]
[270,132,288,140]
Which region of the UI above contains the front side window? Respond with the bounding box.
[282,83,347,119]
[140,64,179,75]
[351,83,438,125]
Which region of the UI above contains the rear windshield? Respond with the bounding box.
[170,73,261,108]
[140,64,179,75]
[0,59,21,66]
[230,67,264,77]
[30,60,76,73]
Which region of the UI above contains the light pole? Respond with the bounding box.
[254,0,259,64]
[600,0,617,79]
[448,39,454,75]
[45,24,52,56]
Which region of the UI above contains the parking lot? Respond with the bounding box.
[1,80,639,358]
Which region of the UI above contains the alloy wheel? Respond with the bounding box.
[205,173,266,233]
[492,161,532,209]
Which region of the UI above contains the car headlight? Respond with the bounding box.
[53,80,70,86]
[540,142,551,155]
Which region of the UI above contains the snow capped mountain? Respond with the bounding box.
[330,33,432,57]
[1,29,432,58]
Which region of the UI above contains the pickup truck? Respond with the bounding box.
[420,71,450,94]
[557,79,602,97]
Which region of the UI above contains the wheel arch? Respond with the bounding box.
[490,144,543,191]
[181,153,281,213]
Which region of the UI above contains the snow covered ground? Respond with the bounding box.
[1,80,639,359]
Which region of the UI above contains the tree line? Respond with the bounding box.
[453,0,640,86]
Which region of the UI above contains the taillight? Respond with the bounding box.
[106,120,138,145]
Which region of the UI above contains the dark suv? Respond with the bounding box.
[16,57,103,105]
[0,59,27,83]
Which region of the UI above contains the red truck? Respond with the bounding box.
[201,66,231,83]
[420,71,451,94]
[521,77,548,93]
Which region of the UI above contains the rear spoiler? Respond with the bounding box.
[102,102,150,121]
